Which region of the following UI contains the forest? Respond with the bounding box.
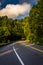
[0,0,43,46]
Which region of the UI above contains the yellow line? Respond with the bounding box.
[22,44,43,53]
[0,50,13,56]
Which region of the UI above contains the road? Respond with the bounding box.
[0,41,43,65]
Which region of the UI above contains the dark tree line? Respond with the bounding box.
[0,16,25,46]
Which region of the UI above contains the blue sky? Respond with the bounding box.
[0,0,37,8]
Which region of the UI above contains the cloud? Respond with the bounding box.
[0,3,31,19]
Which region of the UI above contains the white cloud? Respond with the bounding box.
[0,3,31,19]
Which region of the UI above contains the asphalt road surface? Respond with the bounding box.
[0,41,43,65]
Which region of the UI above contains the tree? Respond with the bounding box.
[28,0,43,45]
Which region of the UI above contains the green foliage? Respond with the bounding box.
[0,16,24,46]
[27,0,43,45]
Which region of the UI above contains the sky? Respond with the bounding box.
[0,0,37,19]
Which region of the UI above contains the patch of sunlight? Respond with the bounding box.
[25,40,30,42]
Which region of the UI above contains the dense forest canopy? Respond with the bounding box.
[0,0,43,46]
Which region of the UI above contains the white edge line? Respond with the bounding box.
[13,46,25,65]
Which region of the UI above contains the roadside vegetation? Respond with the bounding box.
[0,0,43,46]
